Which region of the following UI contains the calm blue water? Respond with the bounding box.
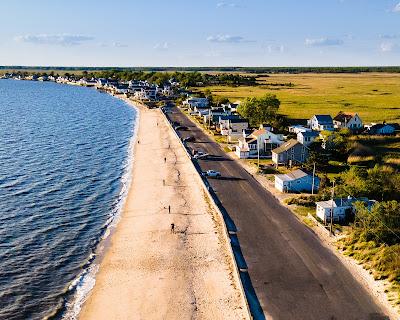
[0,80,136,319]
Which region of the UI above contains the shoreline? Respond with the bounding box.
[60,93,140,319]
[78,97,249,319]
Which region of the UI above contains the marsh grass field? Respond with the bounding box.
[199,73,400,123]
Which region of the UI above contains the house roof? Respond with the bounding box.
[369,123,397,131]
[314,115,333,124]
[272,139,303,154]
[298,131,319,137]
[230,118,248,123]
[251,128,267,137]
[219,115,241,121]
[275,169,311,182]
[334,112,357,123]
[316,197,371,208]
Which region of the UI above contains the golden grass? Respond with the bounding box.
[348,155,376,163]
[199,73,400,123]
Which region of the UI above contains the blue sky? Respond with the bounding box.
[1,0,400,67]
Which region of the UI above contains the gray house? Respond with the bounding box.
[272,139,309,165]
[274,169,319,193]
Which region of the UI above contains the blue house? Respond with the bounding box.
[274,169,319,193]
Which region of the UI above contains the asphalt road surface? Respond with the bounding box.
[165,105,389,320]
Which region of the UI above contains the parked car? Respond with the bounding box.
[174,125,188,131]
[183,136,195,142]
[203,170,221,178]
[194,153,208,159]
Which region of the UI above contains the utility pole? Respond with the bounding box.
[330,180,335,236]
[311,162,316,195]
[208,109,211,128]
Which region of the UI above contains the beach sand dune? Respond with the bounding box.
[79,103,248,320]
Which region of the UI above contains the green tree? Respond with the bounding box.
[354,201,400,245]
[237,94,280,126]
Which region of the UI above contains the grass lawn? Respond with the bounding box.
[198,73,400,123]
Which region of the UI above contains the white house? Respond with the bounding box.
[333,112,363,130]
[275,169,320,193]
[297,131,319,147]
[236,127,285,158]
[316,197,375,224]
[183,97,209,109]
[308,115,334,131]
[288,125,312,134]
[219,115,248,136]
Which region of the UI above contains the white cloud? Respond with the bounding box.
[14,33,93,46]
[267,45,285,53]
[112,42,128,48]
[393,2,400,12]
[305,37,344,46]
[154,42,169,50]
[380,42,397,52]
[207,34,252,43]
[379,34,399,39]
[217,2,239,8]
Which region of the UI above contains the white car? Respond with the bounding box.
[194,152,209,159]
[204,170,221,178]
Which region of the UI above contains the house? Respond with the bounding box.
[333,112,363,131]
[297,131,319,147]
[316,197,376,224]
[235,127,284,158]
[219,115,248,136]
[272,139,309,165]
[113,84,130,94]
[308,115,334,131]
[288,125,312,134]
[183,97,209,110]
[133,87,158,101]
[161,85,173,96]
[274,169,320,193]
[365,123,398,135]
[203,107,228,124]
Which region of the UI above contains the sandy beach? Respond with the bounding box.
[79,100,248,320]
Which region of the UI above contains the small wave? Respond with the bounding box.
[59,98,139,320]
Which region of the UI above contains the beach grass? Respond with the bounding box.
[198,73,400,123]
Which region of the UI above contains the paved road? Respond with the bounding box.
[166,106,389,320]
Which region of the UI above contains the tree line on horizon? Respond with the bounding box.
[3,66,400,74]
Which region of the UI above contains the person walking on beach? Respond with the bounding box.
[168,205,171,214]
[164,157,166,163]
[170,223,175,233]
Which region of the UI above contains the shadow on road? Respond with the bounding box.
[217,176,246,181]
[203,155,233,162]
